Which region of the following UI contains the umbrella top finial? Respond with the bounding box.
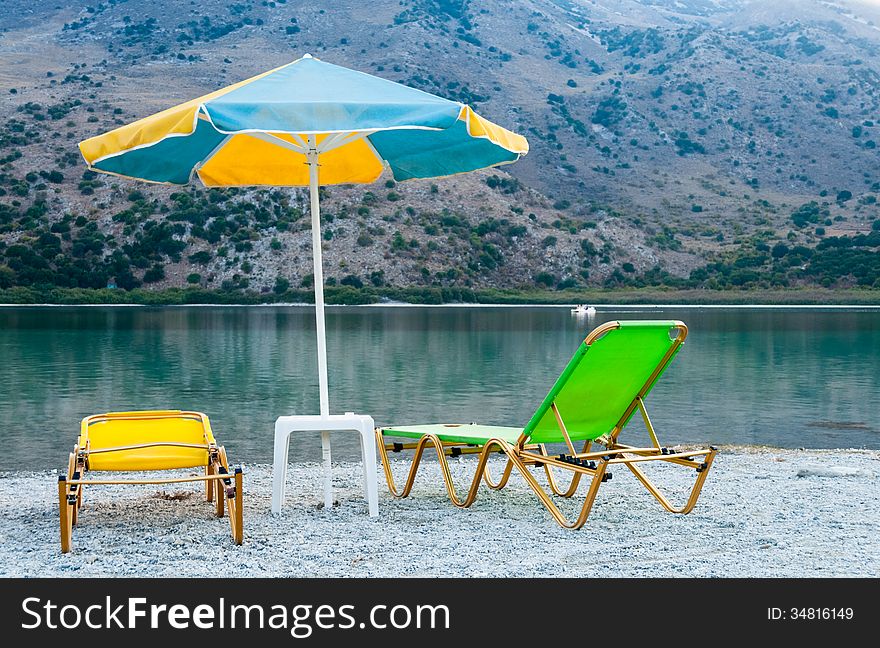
[302,53,313,59]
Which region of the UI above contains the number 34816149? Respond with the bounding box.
[768,608,854,621]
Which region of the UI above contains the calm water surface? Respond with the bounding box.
[0,305,877,470]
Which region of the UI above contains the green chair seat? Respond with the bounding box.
[380,423,523,445]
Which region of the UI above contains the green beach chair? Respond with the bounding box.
[376,320,718,528]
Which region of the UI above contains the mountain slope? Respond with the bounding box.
[0,0,878,296]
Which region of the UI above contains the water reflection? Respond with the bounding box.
[0,305,877,469]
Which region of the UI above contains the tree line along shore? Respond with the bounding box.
[1,286,878,306]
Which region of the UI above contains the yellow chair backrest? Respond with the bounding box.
[79,410,216,472]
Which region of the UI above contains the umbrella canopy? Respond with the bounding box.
[79,54,528,425]
[79,54,528,186]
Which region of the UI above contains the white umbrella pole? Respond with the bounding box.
[306,142,333,510]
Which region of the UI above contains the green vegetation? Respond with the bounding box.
[177,16,247,45]
[0,286,876,306]
[0,179,305,291]
[790,202,828,227]
[596,27,665,58]
[683,230,880,290]
[674,132,706,156]
[484,175,521,194]
[591,96,627,128]
[796,35,825,57]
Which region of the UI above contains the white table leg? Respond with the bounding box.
[271,423,290,514]
[359,432,369,498]
[359,423,379,517]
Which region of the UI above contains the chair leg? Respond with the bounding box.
[482,458,514,490]
[624,448,718,514]
[58,477,72,553]
[75,483,84,518]
[67,453,79,526]
[70,447,86,517]
[540,441,591,497]
[205,464,214,502]
[504,453,609,529]
[376,430,432,500]
[215,476,225,517]
[72,486,81,526]
[215,447,231,517]
[227,468,243,545]
[378,432,521,509]
[214,468,225,519]
[484,442,588,497]
[236,469,244,544]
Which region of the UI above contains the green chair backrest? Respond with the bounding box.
[522,320,686,444]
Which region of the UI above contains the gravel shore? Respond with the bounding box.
[1,447,877,577]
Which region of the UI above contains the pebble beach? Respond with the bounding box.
[1,446,877,578]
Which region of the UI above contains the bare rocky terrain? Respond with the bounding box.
[0,0,879,297]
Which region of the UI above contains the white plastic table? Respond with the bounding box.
[272,413,378,516]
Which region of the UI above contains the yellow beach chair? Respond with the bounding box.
[58,410,243,553]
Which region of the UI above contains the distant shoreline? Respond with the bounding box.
[1,286,878,307]
[3,302,880,310]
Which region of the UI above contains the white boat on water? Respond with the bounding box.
[571,304,597,316]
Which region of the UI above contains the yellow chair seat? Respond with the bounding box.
[80,410,215,471]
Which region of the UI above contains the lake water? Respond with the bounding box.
[0,305,877,470]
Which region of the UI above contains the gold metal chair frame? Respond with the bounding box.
[58,413,244,553]
[376,322,718,529]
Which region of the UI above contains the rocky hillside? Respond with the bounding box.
[0,0,878,297]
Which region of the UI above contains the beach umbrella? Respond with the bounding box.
[79,54,528,497]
